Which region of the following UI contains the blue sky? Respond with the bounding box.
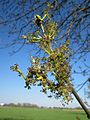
[0,33,90,108]
[0,0,90,108]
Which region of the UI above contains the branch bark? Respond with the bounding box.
[72,88,90,119]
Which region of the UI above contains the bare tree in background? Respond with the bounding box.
[0,0,90,73]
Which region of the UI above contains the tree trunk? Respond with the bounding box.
[72,88,90,119]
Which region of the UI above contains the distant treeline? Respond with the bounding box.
[0,103,39,108]
[0,103,84,110]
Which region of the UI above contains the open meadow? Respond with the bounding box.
[0,107,89,120]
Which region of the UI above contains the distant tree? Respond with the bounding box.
[87,78,90,98]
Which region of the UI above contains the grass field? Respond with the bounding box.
[0,107,89,120]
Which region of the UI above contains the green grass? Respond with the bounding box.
[0,107,89,120]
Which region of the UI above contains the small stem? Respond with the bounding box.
[41,24,45,33]
[41,47,51,55]
[17,69,26,80]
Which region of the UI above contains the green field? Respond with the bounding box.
[0,107,89,120]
